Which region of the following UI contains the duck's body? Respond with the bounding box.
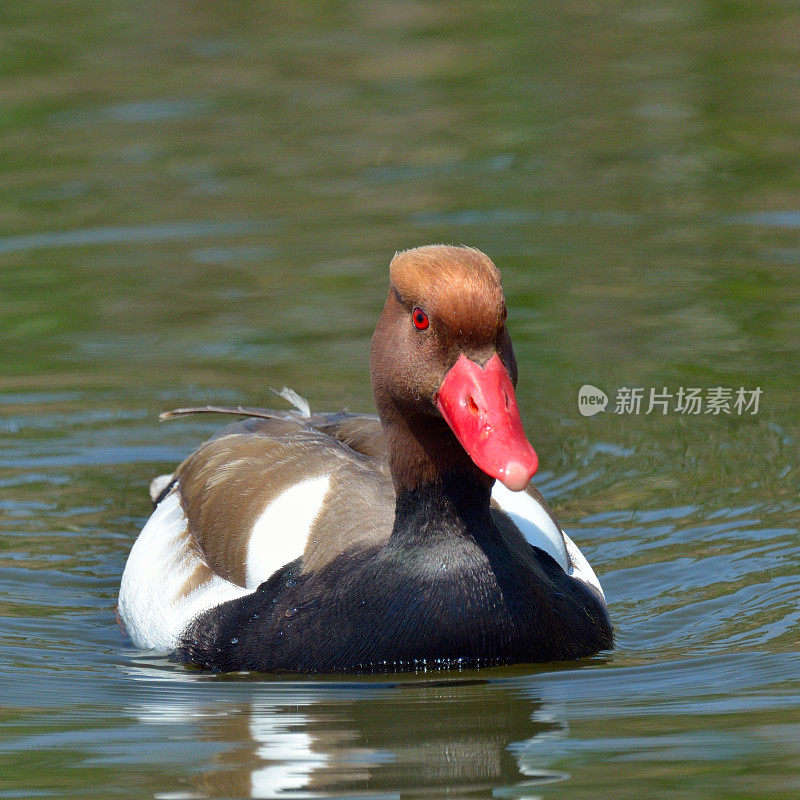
[119,245,612,672]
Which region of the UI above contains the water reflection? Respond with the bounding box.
[131,675,564,799]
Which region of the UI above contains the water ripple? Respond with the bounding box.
[0,220,274,255]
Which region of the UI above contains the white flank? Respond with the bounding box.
[148,473,173,503]
[491,481,606,601]
[563,532,606,601]
[118,488,251,652]
[245,474,331,588]
[492,481,569,570]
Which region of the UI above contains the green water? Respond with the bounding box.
[1,2,799,797]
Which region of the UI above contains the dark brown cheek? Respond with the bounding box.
[413,332,449,400]
[380,326,439,408]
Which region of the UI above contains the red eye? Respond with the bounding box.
[412,307,429,330]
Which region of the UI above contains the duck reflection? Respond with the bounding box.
[140,674,567,799]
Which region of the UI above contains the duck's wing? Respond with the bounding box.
[153,406,391,587]
[168,415,394,589]
[305,413,388,464]
[121,413,395,653]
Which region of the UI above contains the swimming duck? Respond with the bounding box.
[118,245,612,672]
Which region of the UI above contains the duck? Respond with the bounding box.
[118,244,612,672]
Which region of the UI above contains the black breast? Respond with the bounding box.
[174,522,612,673]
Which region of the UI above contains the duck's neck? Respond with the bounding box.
[378,401,496,543]
[380,400,493,492]
[391,472,495,546]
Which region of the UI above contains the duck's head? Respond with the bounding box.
[370,244,538,493]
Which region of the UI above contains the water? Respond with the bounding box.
[2,2,799,797]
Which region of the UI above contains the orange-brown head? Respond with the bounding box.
[370,244,537,492]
